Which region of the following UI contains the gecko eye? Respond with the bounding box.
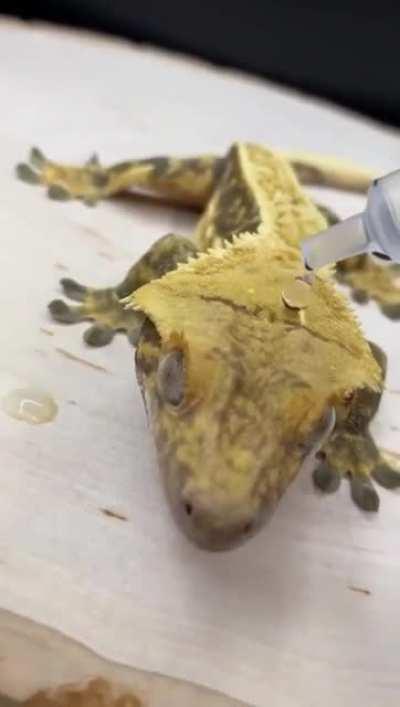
[157,350,186,406]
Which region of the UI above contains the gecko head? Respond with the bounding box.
[135,317,337,552]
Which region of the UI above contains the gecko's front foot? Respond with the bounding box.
[336,255,400,320]
[313,428,400,511]
[16,147,109,205]
[48,234,198,346]
[313,340,400,510]
[49,277,144,347]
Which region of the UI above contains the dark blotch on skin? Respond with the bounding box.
[291,161,325,185]
[213,148,261,239]
[139,156,170,178]
[91,171,109,188]
[212,156,226,184]
[109,160,135,174]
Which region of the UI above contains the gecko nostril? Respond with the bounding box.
[184,502,193,516]
[243,522,253,534]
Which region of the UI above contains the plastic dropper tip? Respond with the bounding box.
[301,214,368,270]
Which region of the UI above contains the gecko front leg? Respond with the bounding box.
[313,342,400,510]
[49,234,198,346]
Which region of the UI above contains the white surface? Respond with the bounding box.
[0,18,400,707]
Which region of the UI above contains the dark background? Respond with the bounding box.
[2,0,399,127]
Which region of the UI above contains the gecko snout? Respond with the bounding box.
[172,487,268,552]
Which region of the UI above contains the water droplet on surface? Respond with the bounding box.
[1,388,58,424]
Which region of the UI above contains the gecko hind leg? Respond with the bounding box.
[49,234,198,346]
[16,147,220,207]
[336,254,400,320]
[312,202,400,320]
[313,342,400,511]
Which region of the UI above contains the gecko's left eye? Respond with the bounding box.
[157,350,186,406]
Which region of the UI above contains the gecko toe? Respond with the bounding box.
[48,184,71,201]
[380,303,400,320]
[16,163,40,184]
[352,288,370,305]
[371,464,400,489]
[349,474,379,512]
[83,324,115,347]
[30,146,46,168]
[82,197,98,207]
[60,277,88,302]
[48,299,83,324]
[313,462,341,493]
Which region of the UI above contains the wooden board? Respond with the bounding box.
[0,17,399,707]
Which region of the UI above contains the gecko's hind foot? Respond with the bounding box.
[313,430,400,511]
[336,255,400,319]
[48,277,144,347]
[16,147,109,205]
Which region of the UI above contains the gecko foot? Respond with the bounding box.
[16,147,109,205]
[313,429,400,511]
[48,234,197,346]
[49,277,144,346]
[336,255,400,319]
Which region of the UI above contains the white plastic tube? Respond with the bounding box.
[301,169,400,268]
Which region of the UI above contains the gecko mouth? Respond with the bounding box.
[175,498,265,551]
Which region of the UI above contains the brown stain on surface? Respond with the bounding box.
[55,348,109,373]
[101,508,128,522]
[23,678,142,707]
[348,585,371,596]
[78,225,111,247]
[97,251,115,261]
[54,262,68,272]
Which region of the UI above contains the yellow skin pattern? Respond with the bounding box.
[16,142,400,551]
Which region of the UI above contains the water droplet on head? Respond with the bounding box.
[281,278,313,310]
[2,388,58,424]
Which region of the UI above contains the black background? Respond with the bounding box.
[2,1,399,127]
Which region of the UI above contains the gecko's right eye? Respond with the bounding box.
[157,350,186,406]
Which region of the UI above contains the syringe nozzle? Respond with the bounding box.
[301,214,368,270]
